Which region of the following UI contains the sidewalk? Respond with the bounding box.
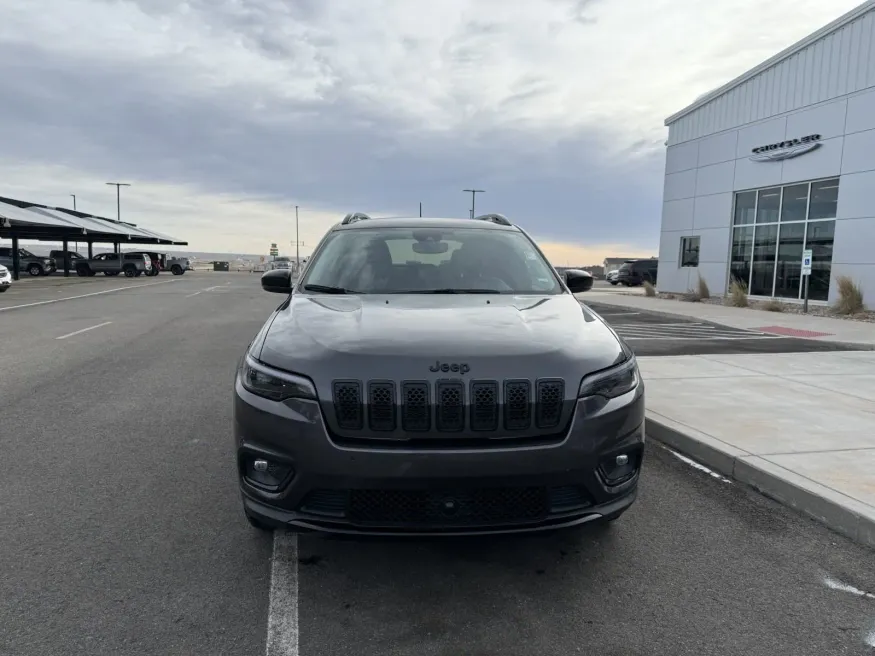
[579,292,875,346]
[582,293,875,549]
[640,351,875,549]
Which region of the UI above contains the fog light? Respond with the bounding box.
[244,458,293,491]
[599,452,638,485]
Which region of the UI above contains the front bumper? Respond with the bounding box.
[233,377,645,535]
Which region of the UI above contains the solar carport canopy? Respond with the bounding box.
[0,196,187,245]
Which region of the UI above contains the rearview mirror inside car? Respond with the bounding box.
[261,269,293,294]
[564,269,593,293]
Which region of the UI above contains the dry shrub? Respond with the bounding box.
[696,275,711,300]
[643,281,656,297]
[762,298,784,312]
[833,275,864,315]
[727,278,748,307]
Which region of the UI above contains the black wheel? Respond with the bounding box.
[76,266,89,277]
[27,264,43,276]
[123,265,136,278]
[171,264,183,275]
[245,510,273,532]
[0,287,8,293]
[610,281,618,286]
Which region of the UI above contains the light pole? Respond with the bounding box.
[295,205,300,267]
[70,194,77,211]
[105,182,130,222]
[463,189,484,218]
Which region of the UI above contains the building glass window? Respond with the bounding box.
[750,224,778,296]
[806,220,835,301]
[679,236,700,267]
[729,227,753,288]
[733,191,756,225]
[774,223,805,298]
[780,183,808,222]
[756,188,780,223]
[808,178,839,220]
[729,178,839,299]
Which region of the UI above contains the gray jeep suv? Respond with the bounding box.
[234,213,644,535]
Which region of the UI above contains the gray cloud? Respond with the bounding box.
[0,0,664,251]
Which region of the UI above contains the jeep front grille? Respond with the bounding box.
[330,378,567,437]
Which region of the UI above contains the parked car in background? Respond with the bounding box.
[0,247,56,276]
[606,269,619,285]
[0,264,11,292]
[269,256,292,271]
[166,255,190,275]
[616,259,658,287]
[75,252,152,277]
[49,250,87,272]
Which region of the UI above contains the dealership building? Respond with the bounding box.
[657,0,875,306]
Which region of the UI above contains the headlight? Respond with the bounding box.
[578,357,640,399]
[241,355,316,401]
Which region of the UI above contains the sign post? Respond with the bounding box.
[269,242,278,260]
[801,249,813,313]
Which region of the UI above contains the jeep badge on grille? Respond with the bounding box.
[429,361,471,374]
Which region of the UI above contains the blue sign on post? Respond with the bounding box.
[801,249,813,275]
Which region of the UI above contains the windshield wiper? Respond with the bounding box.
[394,288,503,294]
[302,284,363,294]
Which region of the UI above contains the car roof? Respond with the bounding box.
[333,217,519,232]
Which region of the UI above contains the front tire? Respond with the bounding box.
[123,265,136,278]
[27,264,43,277]
[76,265,90,277]
[171,264,183,275]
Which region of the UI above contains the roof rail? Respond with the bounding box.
[473,213,512,226]
[341,212,373,225]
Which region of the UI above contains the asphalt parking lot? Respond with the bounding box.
[2,273,874,656]
[585,301,869,357]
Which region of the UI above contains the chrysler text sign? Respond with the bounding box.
[750,134,822,162]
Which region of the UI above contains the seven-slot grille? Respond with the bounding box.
[331,379,566,433]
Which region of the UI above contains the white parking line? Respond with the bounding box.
[56,321,113,340]
[664,447,731,483]
[266,531,299,656]
[185,291,202,298]
[0,279,178,312]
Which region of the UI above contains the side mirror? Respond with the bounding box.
[564,269,593,293]
[261,269,293,294]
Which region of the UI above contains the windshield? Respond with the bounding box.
[19,249,36,257]
[300,226,562,294]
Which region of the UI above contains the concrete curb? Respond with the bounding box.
[646,412,875,551]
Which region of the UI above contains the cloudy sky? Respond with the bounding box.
[0,0,862,264]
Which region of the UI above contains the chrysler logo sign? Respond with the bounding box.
[750,134,821,162]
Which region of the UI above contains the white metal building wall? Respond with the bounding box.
[667,4,875,146]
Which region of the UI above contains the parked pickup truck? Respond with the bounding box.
[75,252,152,277]
[0,247,56,276]
[126,252,190,275]
[49,250,88,272]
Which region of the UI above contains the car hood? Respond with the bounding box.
[257,293,624,386]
